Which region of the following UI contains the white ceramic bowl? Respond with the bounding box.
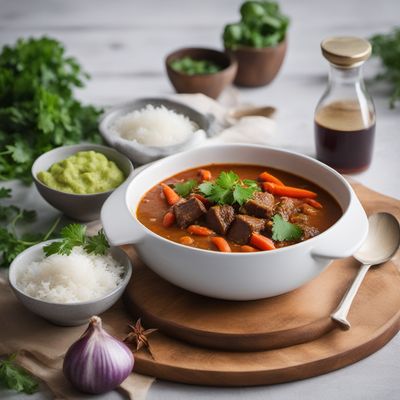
[101,144,368,301]
[8,241,132,326]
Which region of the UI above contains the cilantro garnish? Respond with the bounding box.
[271,214,303,241]
[0,354,38,394]
[198,171,260,206]
[43,224,110,257]
[173,179,198,197]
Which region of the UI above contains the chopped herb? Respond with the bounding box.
[170,57,222,75]
[173,179,198,197]
[271,214,302,241]
[43,224,110,257]
[199,171,260,206]
[0,354,38,394]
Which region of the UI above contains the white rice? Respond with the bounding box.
[112,104,198,147]
[16,247,124,304]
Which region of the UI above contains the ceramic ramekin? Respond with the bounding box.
[101,144,368,301]
[8,240,132,326]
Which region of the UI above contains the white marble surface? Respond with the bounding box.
[0,0,399,399]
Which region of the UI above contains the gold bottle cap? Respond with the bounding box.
[321,36,371,68]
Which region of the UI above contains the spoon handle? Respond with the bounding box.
[331,263,372,329]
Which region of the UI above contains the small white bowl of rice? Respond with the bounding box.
[8,240,132,326]
[99,98,214,165]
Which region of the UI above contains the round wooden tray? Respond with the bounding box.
[122,183,400,386]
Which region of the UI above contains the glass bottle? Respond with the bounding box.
[314,37,376,173]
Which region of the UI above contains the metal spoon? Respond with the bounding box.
[331,212,400,330]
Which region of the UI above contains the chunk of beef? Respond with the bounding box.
[173,197,206,228]
[298,224,320,240]
[206,205,235,235]
[242,192,275,218]
[300,203,319,216]
[290,213,309,224]
[275,197,301,221]
[227,215,266,245]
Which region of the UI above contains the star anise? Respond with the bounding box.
[123,318,158,359]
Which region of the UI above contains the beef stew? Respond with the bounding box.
[136,164,342,253]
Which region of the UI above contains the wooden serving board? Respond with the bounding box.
[123,183,400,386]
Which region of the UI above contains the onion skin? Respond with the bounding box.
[63,316,134,394]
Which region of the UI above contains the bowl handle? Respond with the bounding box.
[311,197,368,260]
[101,173,145,246]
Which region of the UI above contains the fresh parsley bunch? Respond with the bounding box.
[0,37,102,182]
[370,27,400,108]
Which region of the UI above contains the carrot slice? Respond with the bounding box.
[193,193,211,207]
[258,171,284,186]
[161,183,181,205]
[262,182,317,199]
[211,237,231,252]
[162,211,176,228]
[199,169,212,181]
[180,236,194,245]
[187,225,214,236]
[306,198,323,209]
[250,233,276,251]
[241,245,258,252]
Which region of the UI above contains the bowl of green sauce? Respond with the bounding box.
[165,47,238,99]
[32,144,133,221]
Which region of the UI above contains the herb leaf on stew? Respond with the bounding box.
[173,179,198,197]
[271,214,303,241]
[0,354,39,394]
[199,171,260,206]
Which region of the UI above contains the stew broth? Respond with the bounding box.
[137,164,342,252]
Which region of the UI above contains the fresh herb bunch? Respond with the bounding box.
[223,1,289,49]
[170,57,222,75]
[0,187,60,267]
[43,224,110,257]
[0,354,38,394]
[199,171,260,206]
[0,37,102,182]
[370,28,400,108]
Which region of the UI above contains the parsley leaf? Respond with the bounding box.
[271,214,303,241]
[0,354,38,394]
[43,224,86,256]
[199,171,260,206]
[173,179,197,197]
[84,229,110,255]
[43,224,110,257]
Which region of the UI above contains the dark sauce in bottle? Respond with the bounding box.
[315,100,375,174]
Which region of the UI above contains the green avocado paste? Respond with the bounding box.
[37,151,125,194]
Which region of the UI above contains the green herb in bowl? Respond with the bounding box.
[169,57,223,75]
[223,1,289,50]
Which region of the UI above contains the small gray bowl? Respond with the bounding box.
[32,144,134,222]
[99,97,215,165]
[8,240,132,326]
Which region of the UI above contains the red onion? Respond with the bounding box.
[63,316,134,394]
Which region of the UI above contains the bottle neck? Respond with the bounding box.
[328,64,363,86]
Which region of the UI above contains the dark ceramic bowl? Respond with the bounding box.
[225,39,287,87]
[32,144,134,222]
[165,47,238,99]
